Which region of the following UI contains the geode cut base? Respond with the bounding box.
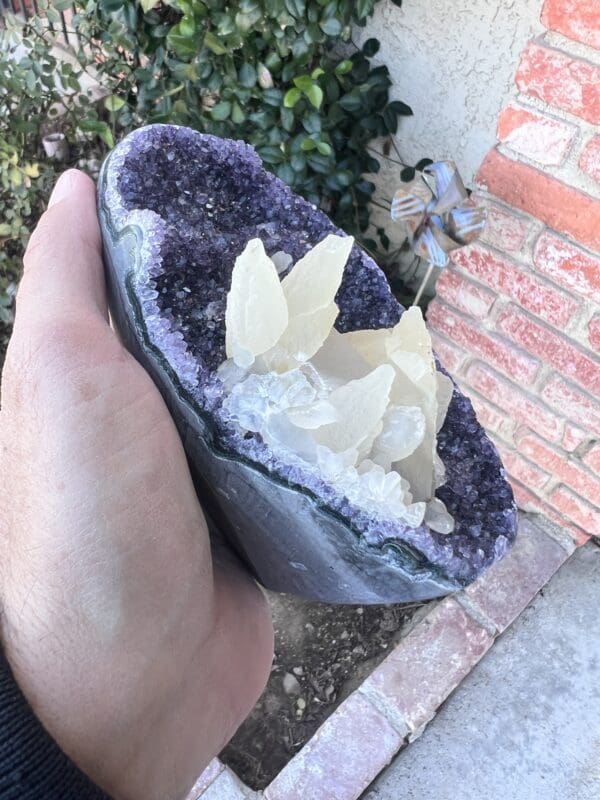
[97,124,517,604]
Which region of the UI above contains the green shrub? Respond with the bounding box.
[0,0,410,360]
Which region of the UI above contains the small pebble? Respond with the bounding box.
[283,673,301,695]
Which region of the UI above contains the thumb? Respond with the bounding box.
[16,169,109,326]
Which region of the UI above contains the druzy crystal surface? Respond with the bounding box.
[98,124,518,603]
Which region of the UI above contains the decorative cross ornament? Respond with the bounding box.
[391,160,486,268]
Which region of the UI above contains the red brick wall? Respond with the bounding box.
[427,0,600,541]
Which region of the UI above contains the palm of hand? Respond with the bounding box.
[0,171,273,800]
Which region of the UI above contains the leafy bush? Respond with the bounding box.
[0,0,411,359]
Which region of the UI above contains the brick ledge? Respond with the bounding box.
[186,512,577,800]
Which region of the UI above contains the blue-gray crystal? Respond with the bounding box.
[97,124,517,604]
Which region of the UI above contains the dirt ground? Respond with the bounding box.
[221,592,426,789]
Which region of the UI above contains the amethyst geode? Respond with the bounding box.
[98,124,517,603]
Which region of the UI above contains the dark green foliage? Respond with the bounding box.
[0,0,415,356]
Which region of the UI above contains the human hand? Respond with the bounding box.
[0,170,273,800]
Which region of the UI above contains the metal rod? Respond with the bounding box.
[413,262,435,307]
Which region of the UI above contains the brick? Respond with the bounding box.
[452,244,579,327]
[429,302,540,384]
[534,232,600,305]
[512,481,590,545]
[479,150,600,253]
[434,267,496,320]
[361,598,492,731]
[550,484,600,535]
[542,0,600,50]
[465,516,569,630]
[478,203,530,253]
[497,103,576,165]
[430,332,467,373]
[497,306,600,395]
[466,362,564,443]
[264,693,403,800]
[515,428,600,504]
[186,761,224,799]
[579,135,600,184]
[589,314,600,350]
[562,422,589,452]
[493,438,551,492]
[516,42,600,124]
[583,442,600,472]
[468,391,515,439]
[541,374,600,435]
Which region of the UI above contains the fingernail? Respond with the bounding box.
[48,169,78,208]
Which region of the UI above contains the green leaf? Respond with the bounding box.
[319,18,341,36]
[382,106,398,134]
[316,141,332,156]
[290,153,306,171]
[204,31,228,55]
[139,0,159,12]
[293,74,313,91]
[388,100,413,116]
[239,62,257,88]
[167,31,197,59]
[362,38,380,57]
[52,0,73,10]
[300,138,317,151]
[354,0,375,20]
[284,0,306,18]
[415,158,434,171]
[231,101,246,124]
[277,163,295,184]
[100,0,125,11]
[210,100,232,120]
[334,59,353,75]
[179,16,196,36]
[338,93,362,113]
[104,95,125,112]
[304,84,323,109]
[262,88,283,106]
[258,145,285,165]
[311,67,325,79]
[401,166,415,182]
[283,87,302,108]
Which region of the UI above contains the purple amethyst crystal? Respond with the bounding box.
[97,124,517,603]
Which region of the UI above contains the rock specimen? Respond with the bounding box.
[98,124,517,603]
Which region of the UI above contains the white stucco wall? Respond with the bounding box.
[355,0,544,291]
[357,0,545,184]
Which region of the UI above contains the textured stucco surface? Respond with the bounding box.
[357,0,545,185]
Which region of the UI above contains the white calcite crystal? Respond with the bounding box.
[219,235,455,533]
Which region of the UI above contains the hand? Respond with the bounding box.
[0,170,273,800]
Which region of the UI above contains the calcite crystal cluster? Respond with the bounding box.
[220,235,455,534]
[98,124,518,603]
